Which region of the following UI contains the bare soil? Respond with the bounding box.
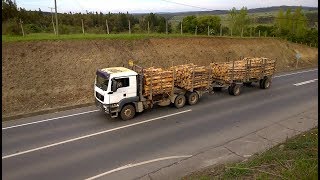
[2,37,318,119]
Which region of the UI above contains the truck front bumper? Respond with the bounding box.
[95,99,120,115]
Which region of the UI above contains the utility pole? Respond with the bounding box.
[54,0,58,35]
[48,7,56,35]
[106,19,109,34]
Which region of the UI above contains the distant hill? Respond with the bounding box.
[133,6,318,19]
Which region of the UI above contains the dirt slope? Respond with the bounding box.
[2,37,318,118]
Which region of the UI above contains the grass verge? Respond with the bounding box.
[183,127,318,180]
[2,33,276,42]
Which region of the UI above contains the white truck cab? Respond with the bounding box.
[95,67,140,120]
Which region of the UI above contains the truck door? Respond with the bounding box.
[109,77,131,104]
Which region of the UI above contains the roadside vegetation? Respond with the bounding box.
[183,128,318,179]
[2,0,318,46]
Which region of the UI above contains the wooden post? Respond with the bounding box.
[81,19,85,34]
[231,28,232,36]
[19,19,25,37]
[259,30,260,37]
[49,7,56,35]
[147,21,150,34]
[241,27,243,37]
[265,31,267,37]
[220,24,222,36]
[106,19,109,34]
[54,0,58,36]
[207,25,209,36]
[180,22,182,35]
[166,20,168,34]
[195,26,197,35]
[250,27,252,37]
[128,20,131,34]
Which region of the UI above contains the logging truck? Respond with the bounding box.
[94,58,275,120]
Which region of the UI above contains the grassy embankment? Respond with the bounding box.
[184,128,318,179]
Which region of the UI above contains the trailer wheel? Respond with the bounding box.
[262,78,271,89]
[187,92,199,105]
[120,104,135,120]
[174,95,186,108]
[228,85,235,95]
[232,85,241,96]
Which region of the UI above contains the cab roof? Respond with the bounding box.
[100,67,137,77]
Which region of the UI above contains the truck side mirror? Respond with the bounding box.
[111,79,117,92]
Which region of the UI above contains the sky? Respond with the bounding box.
[16,0,318,13]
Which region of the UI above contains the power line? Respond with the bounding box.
[159,0,215,11]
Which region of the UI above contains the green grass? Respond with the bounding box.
[183,128,318,180]
[2,33,212,42]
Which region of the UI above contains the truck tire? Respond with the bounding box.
[174,94,186,108]
[232,84,241,96]
[120,104,135,120]
[187,92,199,105]
[228,85,235,95]
[261,78,271,89]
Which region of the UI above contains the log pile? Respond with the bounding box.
[171,64,210,91]
[142,67,174,97]
[210,57,275,81]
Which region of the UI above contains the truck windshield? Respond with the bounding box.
[96,74,109,91]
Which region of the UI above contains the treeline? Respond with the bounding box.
[2,0,172,34]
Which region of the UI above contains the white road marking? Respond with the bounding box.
[2,109,192,159]
[2,68,318,130]
[84,155,192,180]
[2,110,100,130]
[293,79,318,86]
[274,69,317,78]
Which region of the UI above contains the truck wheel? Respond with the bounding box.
[232,85,241,96]
[262,78,271,89]
[120,104,135,120]
[187,92,199,105]
[174,95,186,108]
[228,85,234,95]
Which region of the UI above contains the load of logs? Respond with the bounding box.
[210,57,275,81]
[142,67,174,97]
[171,63,210,91]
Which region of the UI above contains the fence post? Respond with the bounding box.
[180,21,182,35]
[231,28,232,36]
[207,26,209,36]
[81,19,85,34]
[195,26,197,35]
[220,24,222,36]
[147,21,150,34]
[259,30,260,37]
[241,27,243,37]
[19,19,25,37]
[106,19,109,34]
[250,27,252,37]
[129,20,131,34]
[166,20,168,34]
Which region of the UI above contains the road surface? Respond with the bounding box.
[2,69,318,180]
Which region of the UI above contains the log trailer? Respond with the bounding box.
[94,58,276,120]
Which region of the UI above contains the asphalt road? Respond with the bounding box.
[2,68,318,180]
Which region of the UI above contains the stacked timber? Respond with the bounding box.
[171,64,210,91]
[210,57,275,81]
[142,67,174,97]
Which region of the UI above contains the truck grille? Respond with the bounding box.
[96,92,104,102]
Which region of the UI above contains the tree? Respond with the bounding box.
[228,7,250,35]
